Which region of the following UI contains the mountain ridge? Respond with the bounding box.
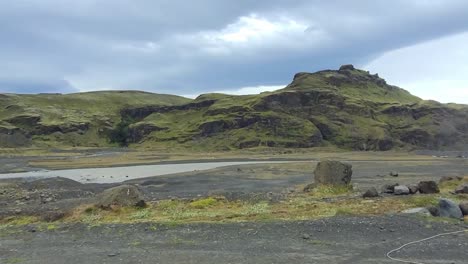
[1,65,467,150]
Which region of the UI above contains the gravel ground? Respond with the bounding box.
[1,215,467,264]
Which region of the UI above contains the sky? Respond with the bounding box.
[1,1,468,104]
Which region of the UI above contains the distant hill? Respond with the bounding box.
[1,65,467,150]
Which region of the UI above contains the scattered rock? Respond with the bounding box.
[407,184,419,194]
[438,198,463,219]
[303,183,317,192]
[427,206,440,217]
[454,184,468,194]
[96,185,146,209]
[459,203,468,216]
[40,211,65,222]
[402,208,431,216]
[381,184,399,194]
[313,160,352,185]
[362,187,379,198]
[418,181,440,194]
[394,185,410,195]
[389,171,399,177]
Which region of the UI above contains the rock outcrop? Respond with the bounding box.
[313,160,352,185]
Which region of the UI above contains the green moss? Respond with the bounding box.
[189,197,218,209]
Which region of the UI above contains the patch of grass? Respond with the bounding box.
[405,195,439,207]
[310,184,354,198]
[5,258,25,264]
[130,209,151,220]
[189,197,218,209]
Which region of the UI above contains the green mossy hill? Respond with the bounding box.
[0,91,190,147]
[1,66,468,150]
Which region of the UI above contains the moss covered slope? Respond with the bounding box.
[1,66,467,150]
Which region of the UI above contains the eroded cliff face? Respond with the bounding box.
[2,66,468,150]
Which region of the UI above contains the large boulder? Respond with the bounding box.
[418,181,440,194]
[454,184,468,194]
[313,160,352,185]
[96,185,146,209]
[394,185,410,195]
[438,198,463,219]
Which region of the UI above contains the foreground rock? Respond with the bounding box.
[459,203,468,216]
[381,184,399,194]
[454,184,468,194]
[362,187,379,198]
[438,198,463,219]
[313,160,352,185]
[407,184,419,194]
[394,185,410,195]
[96,185,146,209]
[418,181,440,194]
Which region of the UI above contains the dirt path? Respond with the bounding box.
[1,215,467,264]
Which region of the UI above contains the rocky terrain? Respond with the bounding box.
[2,65,468,150]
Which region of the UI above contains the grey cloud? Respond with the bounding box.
[0,0,468,94]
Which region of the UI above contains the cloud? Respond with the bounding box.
[365,31,468,104]
[183,84,285,99]
[0,0,468,103]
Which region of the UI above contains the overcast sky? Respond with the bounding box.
[1,1,468,103]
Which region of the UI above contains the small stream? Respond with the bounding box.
[0,161,290,184]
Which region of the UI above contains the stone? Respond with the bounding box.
[96,185,146,209]
[427,206,440,217]
[389,171,399,177]
[394,185,410,195]
[438,198,463,219]
[459,203,468,216]
[402,208,431,216]
[40,211,65,222]
[303,183,317,192]
[362,187,379,198]
[302,234,310,240]
[313,160,352,186]
[454,184,468,194]
[339,64,355,71]
[418,181,440,194]
[381,184,399,194]
[408,184,419,194]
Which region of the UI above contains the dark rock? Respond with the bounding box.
[394,185,410,195]
[303,183,317,192]
[427,206,440,217]
[459,203,468,216]
[96,185,146,209]
[438,198,463,219]
[408,184,419,194]
[339,64,355,71]
[381,184,399,194]
[454,184,468,194]
[418,181,440,194]
[362,187,379,198]
[389,171,399,177]
[40,211,65,222]
[313,160,352,185]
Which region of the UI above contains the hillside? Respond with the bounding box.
[1,65,468,150]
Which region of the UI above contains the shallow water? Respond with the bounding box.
[0,161,289,184]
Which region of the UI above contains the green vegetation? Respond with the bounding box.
[2,67,468,150]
